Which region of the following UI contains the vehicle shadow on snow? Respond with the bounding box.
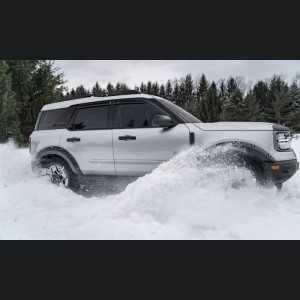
[75,176,139,198]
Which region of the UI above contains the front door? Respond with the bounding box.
[112,100,190,176]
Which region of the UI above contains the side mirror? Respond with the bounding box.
[152,115,176,128]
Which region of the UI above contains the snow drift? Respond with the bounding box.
[0,139,300,240]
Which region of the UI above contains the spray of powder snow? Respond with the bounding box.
[0,139,300,240]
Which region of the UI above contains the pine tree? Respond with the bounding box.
[70,88,76,97]
[92,82,102,94]
[184,73,194,106]
[196,74,208,103]
[76,85,89,96]
[178,80,186,107]
[199,82,221,122]
[159,84,166,98]
[243,90,264,121]
[6,60,65,143]
[140,82,147,93]
[172,81,180,104]
[265,76,289,123]
[226,77,238,99]
[106,82,115,93]
[147,81,152,94]
[151,82,160,96]
[115,82,122,92]
[224,87,245,121]
[0,61,22,142]
[282,82,300,130]
[120,83,129,91]
[165,80,173,101]
[219,80,226,104]
[253,81,269,113]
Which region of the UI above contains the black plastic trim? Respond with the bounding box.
[213,141,276,162]
[265,159,299,182]
[273,124,290,131]
[35,147,82,175]
[189,132,195,145]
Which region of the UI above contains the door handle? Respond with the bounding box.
[67,137,81,142]
[119,135,137,141]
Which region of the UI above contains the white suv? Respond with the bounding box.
[30,91,299,191]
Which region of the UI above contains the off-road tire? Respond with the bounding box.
[42,157,80,192]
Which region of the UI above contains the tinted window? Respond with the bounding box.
[157,98,202,123]
[116,103,168,128]
[73,106,108,130]
[38,109,66,130]
[37,107,77,131]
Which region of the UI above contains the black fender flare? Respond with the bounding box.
[208,141,276,163]
[34,147,82,175]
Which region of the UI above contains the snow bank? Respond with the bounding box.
[0,139,299,240]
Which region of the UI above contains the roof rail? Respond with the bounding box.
[62,90,142,102]
[92,90,142,97]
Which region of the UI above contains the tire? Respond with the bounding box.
[275,182,283,191]
[203,145,270,188]
[42,157,80,192]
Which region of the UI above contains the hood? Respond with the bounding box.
[193,122,276,131]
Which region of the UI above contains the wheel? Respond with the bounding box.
[202,145,270,188]
[42,157,80,191]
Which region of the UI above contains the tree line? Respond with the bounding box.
[67,73,300,132]
[1,60,300,145]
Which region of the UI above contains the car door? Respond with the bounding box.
[60,101,116,175]
[112,99,191,176]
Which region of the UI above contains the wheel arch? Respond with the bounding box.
[205,141,275,163]
[34,146,82,175]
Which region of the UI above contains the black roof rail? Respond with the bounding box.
[92,90,142,97]
[62,90,142,102]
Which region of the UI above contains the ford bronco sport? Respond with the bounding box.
[29,91,299,191]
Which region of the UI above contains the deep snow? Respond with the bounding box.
[0,138,300,240]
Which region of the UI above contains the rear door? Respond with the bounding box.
[112,99,190,176]
[60,101,116,175]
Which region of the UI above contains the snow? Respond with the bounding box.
[0,139,300,240]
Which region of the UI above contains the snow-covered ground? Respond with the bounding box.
[0,139,299,240]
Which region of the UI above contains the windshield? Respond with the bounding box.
[156,98,202,123]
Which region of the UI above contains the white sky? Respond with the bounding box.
[54,60,300,91]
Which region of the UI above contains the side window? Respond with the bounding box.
[38,109,66,130]
[116,102,168,129]
[73,105,108,130]
[37,107,77,131]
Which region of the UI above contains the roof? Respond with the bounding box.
[42,93,157,111]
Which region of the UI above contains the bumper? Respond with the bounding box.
[265,159,299,183]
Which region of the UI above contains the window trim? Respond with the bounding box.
[67,102,112,131]
[112,99,178,130]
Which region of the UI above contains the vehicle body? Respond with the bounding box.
[29,91,299,191]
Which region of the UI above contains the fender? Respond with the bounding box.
[208,141,276,163]
[35,146,82,175]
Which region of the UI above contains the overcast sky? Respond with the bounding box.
[54,60,300,91]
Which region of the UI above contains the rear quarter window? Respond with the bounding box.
[37,107,76,130]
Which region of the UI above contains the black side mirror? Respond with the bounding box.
[152,115,176,128]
